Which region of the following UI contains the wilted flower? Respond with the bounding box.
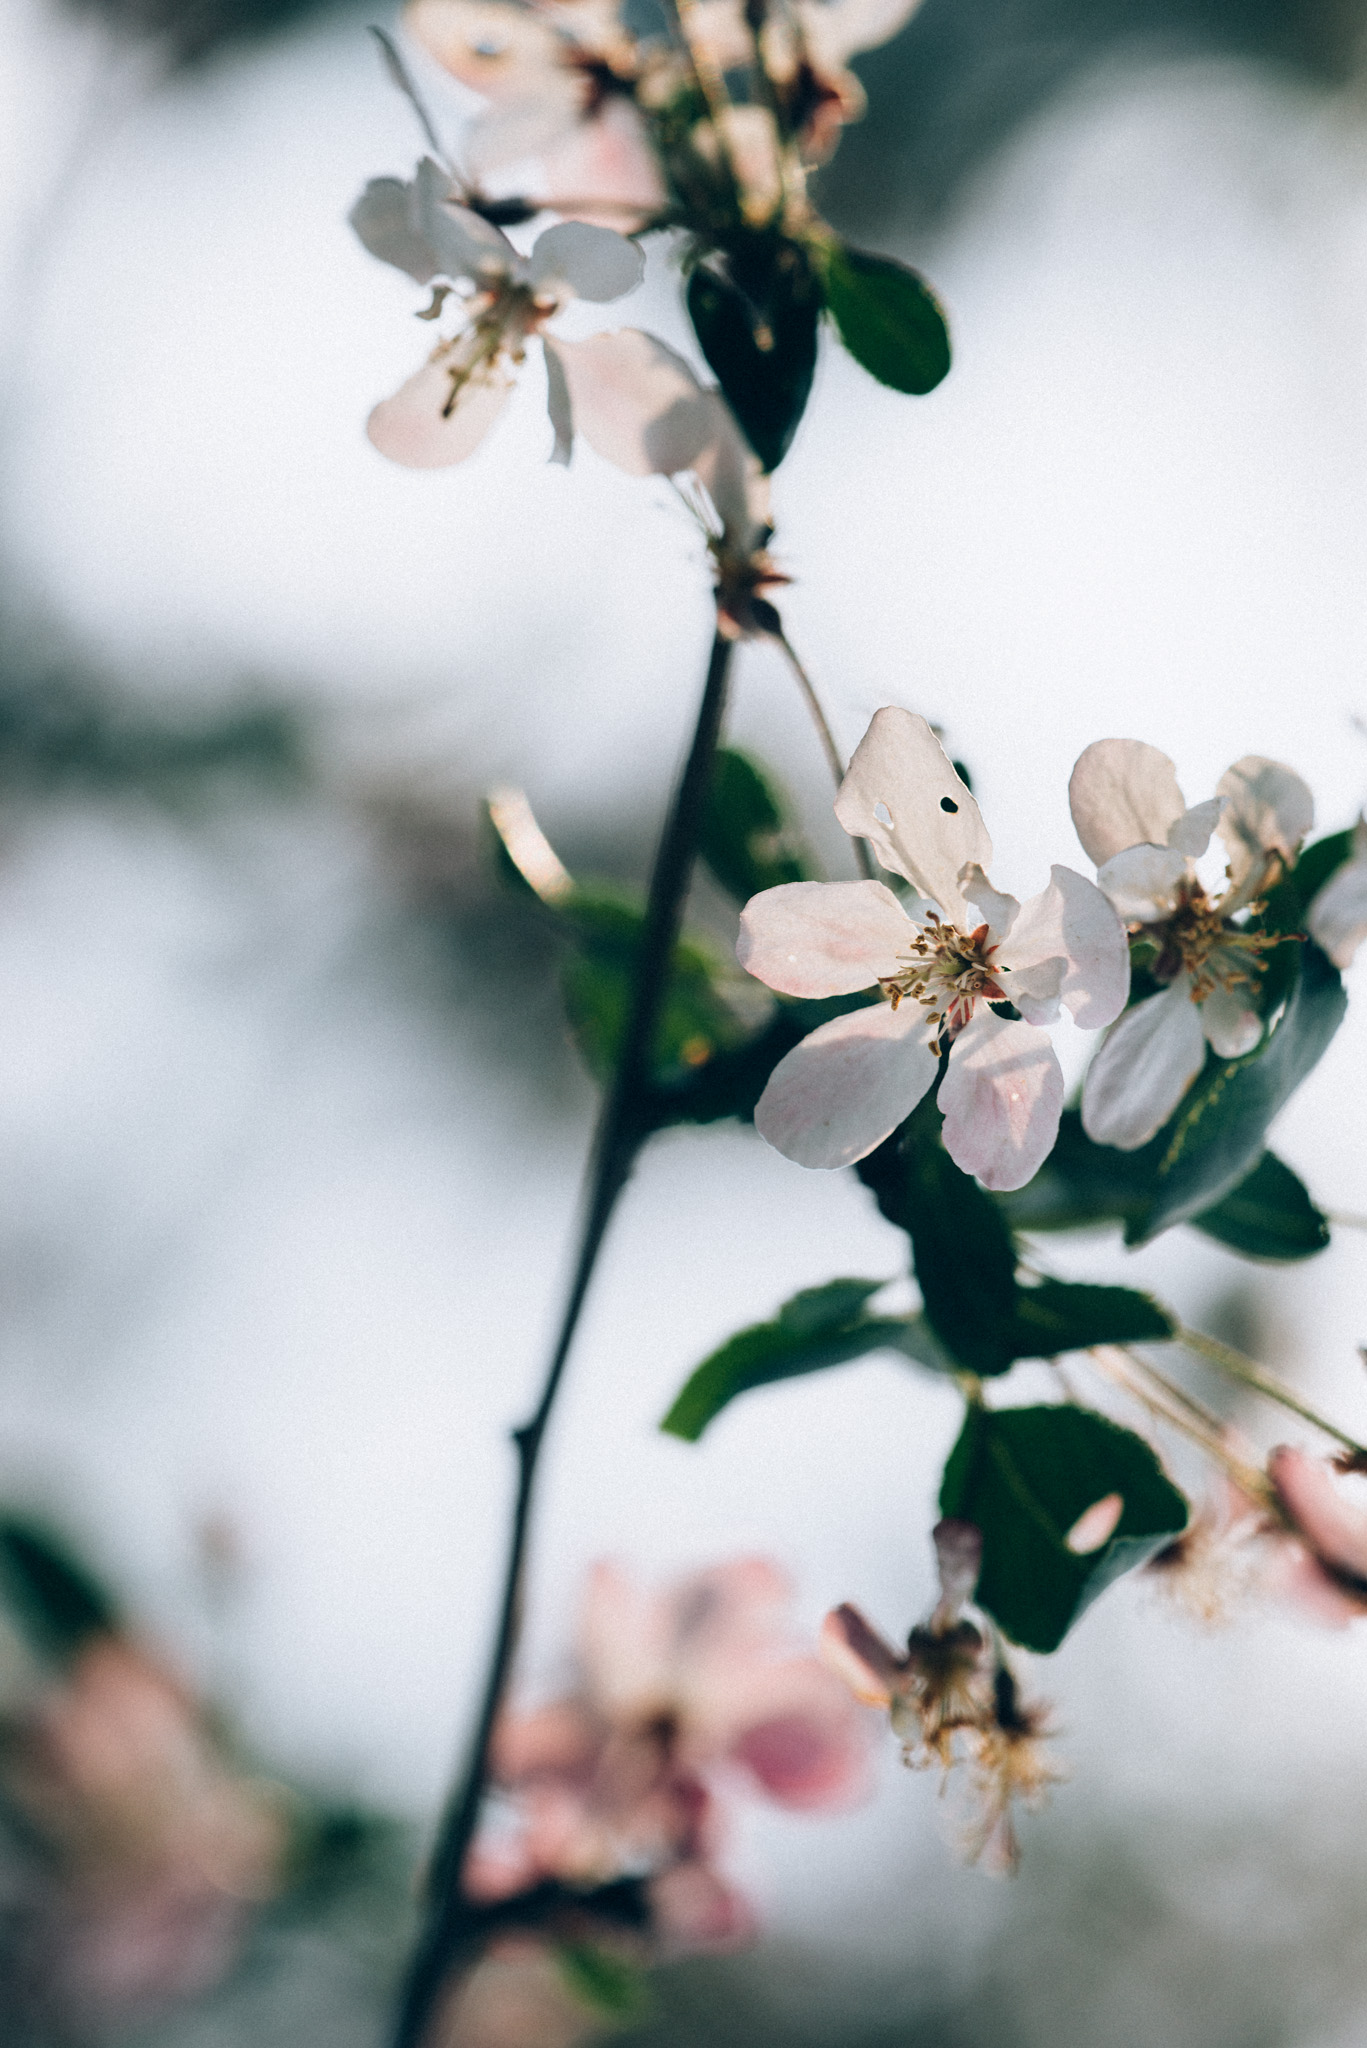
[1308,816,1367,970]
[738,709,1129,1188]
[820,1521,994,1768]
[465,1559,864,1953]
[954,1666,1063,1878]
[6,1636,285,2028]
[1070,739,1313,1150]
[351,156,645,466]
[1146,1477,1277,1627]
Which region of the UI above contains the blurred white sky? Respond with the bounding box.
[4,1,1367,2023]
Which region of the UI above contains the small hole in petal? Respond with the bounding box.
[873,801,892,828]
[940,797,959,814]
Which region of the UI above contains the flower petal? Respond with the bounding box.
[960,863,1018,942]
[1270,1445,1367,1588]
[754,1002,937,1169]
[1081,978,1205,1150]
[527,220,644,303]
[349,175,437,283]
[937,1010,1064,1192]
[1309,833,1367,969]
[819,1604,903,1708]
[415,155,514,282]
[798,0,923,66]
[736,879,911,997]
[538,98,667,228]
[1096,842,1188,923]
[542,338,573,465]
[464,84,585,174]
[834,708,992,924]
[367,359,512,467]
[550,330,752,539]
[1068,738,1186,867]
[1216,756,1314,885]
[404,0,566,98]
[1000,863,1130,1029]
[1198,982,1262,1058]
[1167,796,1225,858]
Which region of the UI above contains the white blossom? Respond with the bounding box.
[1070,739,1314,1151]
[737,710,1129,1191]
[350,157,645,467]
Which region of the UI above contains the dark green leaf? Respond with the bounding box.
[940,1405,1188,1652]
[687,262,819,471]
[661,1278,946,1441]
[700,748,815,902]
[1135,939,1346,1242]
[556,1943,652,2021]
[857,1105,1021,1374]
[1190,1149,1330,1261]
[1010,1279,1174,1351]
[0,1518,119,1660]
[559,894,747,1087]
[821,244,951,396]
[996,1108,1151,1234]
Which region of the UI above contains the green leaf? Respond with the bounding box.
[1135,938,1346,1242]
[556,1943,652,2022]
[661,1278,946,1441]
[1010,1279,1174,1352]
[0,1518,119,1661]
[700,748,815,903]
[821,243,951,396]
[940,1405,1188,1653]
[559,890,748,1087]
[1189,1149,1330,1261]
[856,1107,1022,1374]
[687,259,820,471]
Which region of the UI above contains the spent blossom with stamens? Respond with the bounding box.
[819,1521,994,1769]
[1069,739,1314,1150]
[350,155,645,467]
[821,1522,1062,1871]
[737,709,1130,1189]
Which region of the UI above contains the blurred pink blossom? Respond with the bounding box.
[465,1558,865,1950]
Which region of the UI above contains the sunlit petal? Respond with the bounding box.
[754,1003,937,1169]
[1216,755,1314,885]
[1198,983,1262,1058]
[367,359,512,467]
[834,709,992,924]
[1167,796,1225,859]
[937,1010,1064,1192]
[737,880,912,997]
[405,0,566,97]
[1096,842,1188,923]
[1081,979,1205,1150]
[1068,738,1186,868]
[960,863,1018,942]
[1001,864,1130,1028]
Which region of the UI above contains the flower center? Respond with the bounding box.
[878,915,1007,1043]
[1144,880,1286,1003]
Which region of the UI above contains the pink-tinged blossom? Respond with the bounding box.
[8,1637,285,2029]
[1070,739,1314,1150]
[1268,1445,1367,1628]
[464,1559,864,1953]
[1309,818,1367,970]
[738,709,1129,1190]
[404,0,666,228]
[350,157,645,468]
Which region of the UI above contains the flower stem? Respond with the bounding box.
[389,630,734,2048]
[772,631,876,882]
[1176,1324,1367,1462]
